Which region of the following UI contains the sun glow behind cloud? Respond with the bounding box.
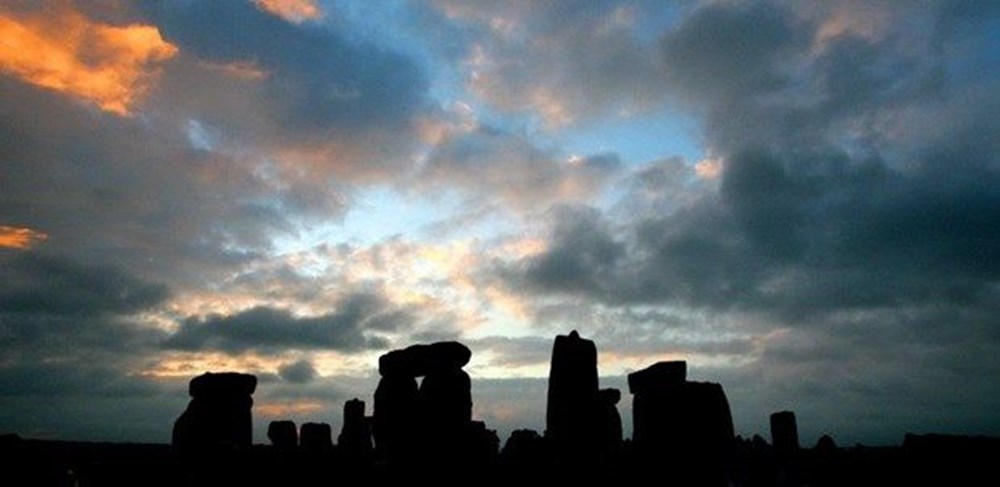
[0,7,176,115]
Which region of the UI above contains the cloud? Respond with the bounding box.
[254,0,323,24]
[0,4,177,115]
[522,205,625,295]
[145,0,428,162]
[0,252,169,318]
[508,0,999,317]
[278,359,318,383]
[0,226,48,250]
[435,0,664,127]
[0,70,325,289]
[418,123,622,209]
[468,335,554,373]
[659,1,805,103]
[164,292,408,354]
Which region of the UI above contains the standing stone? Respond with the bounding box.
[338,398,372,455]
[418,368,473,461]
[172,372,257,451]
[629,361,734,485]
[374,373,419,463]
[546,330,599,463]
[771,410,800,456]
[420,369,473,426]
[300,422,333,452]
[267,420,298,449]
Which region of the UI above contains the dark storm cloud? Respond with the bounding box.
[165,292,407,354]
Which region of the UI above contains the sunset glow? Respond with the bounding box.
[0,7,176,115]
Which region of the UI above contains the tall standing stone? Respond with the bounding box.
[546,330,600,463]
[172,372,257,451]
[373,375,418,462]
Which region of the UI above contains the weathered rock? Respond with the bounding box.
[546,330,600,463]
[338,398,372,454]
[300,422,333,451]
[771,410,799,458]
[378,341,471,377]
[627,360,686,394]
[172,372,257,451]
[267,420,297,449]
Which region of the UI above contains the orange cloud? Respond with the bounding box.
[254,0,323,23]
[0,7,177,115]
[0,225,48,249]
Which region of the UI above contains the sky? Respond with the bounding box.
[0,0,998,447]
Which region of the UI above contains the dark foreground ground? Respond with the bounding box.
[2,433,998,486]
